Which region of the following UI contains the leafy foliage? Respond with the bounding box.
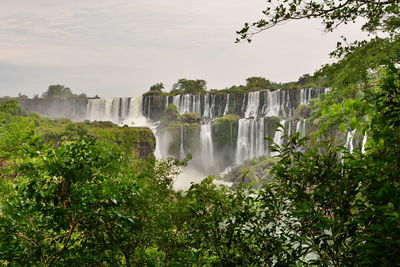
[144,82,165,96]
[236,0,400,42]
[42,84,74,98]
[171,79,207,94]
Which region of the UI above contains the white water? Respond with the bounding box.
[235,118,269,164]
[86,98,124,123]
[361,135,368,154]
[345,130,356,153]
[271,120,285,156]
[203,94,217,118]
[244,91,260,118]
[200,123,214,168]
[86,96,149,127]
[223,94,230,115]
[179,126,185,159]
[296,120,306,137]
[262,90,288,117]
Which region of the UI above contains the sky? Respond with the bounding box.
[0,0,367,98]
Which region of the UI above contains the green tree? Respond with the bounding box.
[171,79,207,94]
[236,0,399,42]
[144,82,165,96]
[245,76,271,90]
[150,82,164,93]
[42,84,73,98]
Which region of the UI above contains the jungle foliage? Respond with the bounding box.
[1,64,399,265]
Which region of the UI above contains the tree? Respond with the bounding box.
[297,74,311,85]
[150,82,164,93]
[245,77,271,90]
[236,0,399,42]
[144,82,165,96]
[42,84,73,98]
[171,79,207,94]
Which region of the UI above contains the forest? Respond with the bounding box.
[1,0,399,266]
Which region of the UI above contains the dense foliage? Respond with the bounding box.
[171,79,207,94]
[1,63,399,265]
[42,85,75,98]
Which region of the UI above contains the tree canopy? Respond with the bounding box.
[149,82,164,93]
[245,76,272,90]
[236,0,400,42]
[171,79,207,94]
[42,84,73,98]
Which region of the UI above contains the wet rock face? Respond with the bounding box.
[142,96,165,121]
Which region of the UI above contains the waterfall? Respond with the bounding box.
[172,94,202,115]
[235,118,268,164]
[87,96,148,126]
[236,119,250,164]
[172,95,181,113]
[300,88,327,105]
[122,96,149,126]
[271,120,285,156]
[164,96,169,110]
[139,86,330,176]
[361,135,368,154]
[223,94,230,115]
[296,120,306,137]
[86,98,122,123]
[200,123,214,168]
[262,90,287,117]
[203,94,217,118]
[194,95,201,115]
[180,125,185,159]
[345,130,356,153]
[244,91,260,118]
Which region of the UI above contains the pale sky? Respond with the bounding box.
[0,0,367,97]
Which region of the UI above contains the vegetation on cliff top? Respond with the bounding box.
[143,75,323,97]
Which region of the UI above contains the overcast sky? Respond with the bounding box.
[0,0,367,97]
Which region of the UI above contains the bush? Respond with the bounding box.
[180,112,201,123]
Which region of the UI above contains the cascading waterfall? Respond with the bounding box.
[223,94,230,115]
[361,135,368,154]
[203,94,217,118]
[262,90,287,117]
[87,98,125,123]
[140,87,330,176]
[271,120,285,156]
[235,118,268,164]
[122,97,148,126]
[180,125,185,159]
[236,119,250,164]
[300,88,313,105]
[200,123,214,168]
[244,91,260,118]
[296,120,306,137]
[172,94,202,115]
[87,96,148,126]
[300,88,327,105]
[345,130,356,153]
